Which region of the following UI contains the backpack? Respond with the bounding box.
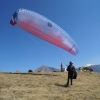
[73,70,77,79]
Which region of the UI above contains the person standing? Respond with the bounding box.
[66,61,75,86]
[60,63,63,72]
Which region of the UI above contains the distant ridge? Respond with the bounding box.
[34,65,60,72]
[90,64,100,72]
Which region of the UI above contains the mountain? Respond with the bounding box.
[89,64,100,72]
[34,65,60,72]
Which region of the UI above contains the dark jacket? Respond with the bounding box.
[67,64,75,72]
[67,64,77,79]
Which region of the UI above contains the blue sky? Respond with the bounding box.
[0,0,100,72]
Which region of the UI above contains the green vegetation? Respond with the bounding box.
[0,72,100,100]
[78,67,93,72]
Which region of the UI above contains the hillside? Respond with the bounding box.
[90,64,100,72]
[34,65,60,72]
[0,72,100,100]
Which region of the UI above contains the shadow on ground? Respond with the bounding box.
[55,83,70,88]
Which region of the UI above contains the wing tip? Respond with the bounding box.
[10,20,14,26]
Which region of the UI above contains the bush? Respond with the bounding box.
[83,67,93,72]
[28,69,33,72]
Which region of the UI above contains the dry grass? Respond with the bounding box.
[0,72,100,100]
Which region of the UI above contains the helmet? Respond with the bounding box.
[69,61,73,64]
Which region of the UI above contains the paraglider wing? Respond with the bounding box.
[10,8,79,55]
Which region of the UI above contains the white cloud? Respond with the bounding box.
[85,64,93,67]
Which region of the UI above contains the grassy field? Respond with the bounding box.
[0,72,100,100]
